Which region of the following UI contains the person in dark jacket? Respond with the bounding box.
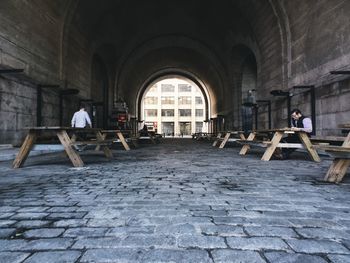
[139,124,149,136]
[280,109,313,159]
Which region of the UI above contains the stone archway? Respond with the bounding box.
[136,69,211,123]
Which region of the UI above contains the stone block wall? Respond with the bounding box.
[0,1,94,145]
[0,77,36,145]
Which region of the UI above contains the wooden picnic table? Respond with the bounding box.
[100,130,134,150]
[238,128,321,162]
[321,129,350,183]
[212,131,245,148]
[192,132,216,141]
[13,127,114,168]
[339,123,350,129]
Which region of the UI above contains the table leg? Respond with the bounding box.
[239,134,246,140]
[325,159,350,183]
[96,131,113,158]
[325,132,350,182]
[61,133,77,158]
[298,132,321,162]
[57,130,84,167]
[95,133,107,151]
[13,130,37,168]
[261,131,284,161]
[131,137,139,148]
[212,132,222,147]
[219,132,231,148]
[117,132,130,151]
[239,132,255,155]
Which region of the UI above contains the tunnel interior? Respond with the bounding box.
[0,0,350,144]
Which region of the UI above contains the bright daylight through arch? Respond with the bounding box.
[141,78,208,137]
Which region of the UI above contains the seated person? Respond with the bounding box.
[279,108,313,159]
[139,124,149,136]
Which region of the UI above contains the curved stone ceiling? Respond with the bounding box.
[63,0,286,116]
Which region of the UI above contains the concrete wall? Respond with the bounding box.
[0,77,36,144]
[279,0,350,135]
[0,1,93,145]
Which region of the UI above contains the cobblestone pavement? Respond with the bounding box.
[0,139,349,263]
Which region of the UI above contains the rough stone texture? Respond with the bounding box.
[23,228,65,238]
[328,254,350,263]
[24,251,81,263]
[0,252,30,263]
[265,252,328,263]
[141,249,212,263]
[0,139,349,262]
[226,237,290,251]
[0,228,15,238]
[80,248,146,263]
[211,249,265,263]
[286,239,350,254]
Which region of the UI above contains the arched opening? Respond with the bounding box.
[241,53,258,131]
[91,54,109,128]
[230,45,258,131]
[137,73,211,137]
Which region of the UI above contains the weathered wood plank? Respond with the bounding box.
[13,130,37,168]
[56,130,84,167]
[239,132,256,155]
[298,132,321,162]
[117,131,130,151]
[212,132,222,147]
[96,131,113,158]
[219,132,231,148]
[261,131,284,161]
[324,132,350,182]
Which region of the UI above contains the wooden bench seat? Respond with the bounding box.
[236,140,271,148]
[236,129,321,162]
[212,131,245,148]
[71,139,115,146]
[318,131,350,183]
[13,127,114,168]
[320,146,350,159]
[237,140,305,149]
[310,136,346,146]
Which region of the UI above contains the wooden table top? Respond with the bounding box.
[26,127,102,132]
[224,130,245,134]
[251,128,301,133]
[101,129,132,133]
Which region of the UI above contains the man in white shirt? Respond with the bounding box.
[71,105,92,128]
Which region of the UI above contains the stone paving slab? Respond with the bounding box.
[0,139,349,262]
[264,252,328,263]
[0,252,30,263]
[23,251,81,263]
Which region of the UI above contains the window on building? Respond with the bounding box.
[162,122,174,136]
[195,109,203,117]
[178,96,192,105]
[196,122,203,132]
[144,97,158,104]
[145,109,157,117]
[161,96,175,104]
[148,85,158,92]
[179,109,191,116]
[162,109,174,117]
[179,122,191,135]
[178,84,192,92]
[161,84,175,92]
[195,97,203,104]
